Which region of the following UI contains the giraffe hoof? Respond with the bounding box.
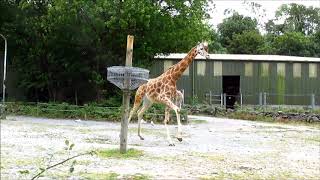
[177,137,183,142]
[169,143,175,146]
[139,136,144,140]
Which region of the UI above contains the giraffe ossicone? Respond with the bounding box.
[128,42,209,146]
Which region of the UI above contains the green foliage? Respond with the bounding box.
[1,1,319,106]
[270,3,320,35]
[18,170,30,175]
[5,102,122,121]
[218,12,258,49]
[1,0,212,103]
[97,148,144,159]
[5,101,188,123]
[273,32,314,56]
[28,140,96,180]
[228,30,265,54]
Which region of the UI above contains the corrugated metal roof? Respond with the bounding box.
[154,53,320,62]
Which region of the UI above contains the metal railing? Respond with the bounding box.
[205,91,319,109]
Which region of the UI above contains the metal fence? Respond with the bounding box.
[0,101,189,122]
[204,91,319,109]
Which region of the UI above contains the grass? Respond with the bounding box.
[192,152,225,162]
[126,173,151,180]
[225,111,320,128]
[97,148,144,159]
[83,172,150,180]
[304,135,320,143]
[78,128,92,134]
[129,127,166,137]
[190,119,208,124]
[200,170,301,180]
[82,172,119,180]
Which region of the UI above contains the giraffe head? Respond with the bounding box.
[196,42,209,59]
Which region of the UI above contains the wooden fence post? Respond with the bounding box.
[120,35,134,153]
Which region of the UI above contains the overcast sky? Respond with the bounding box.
[208,0,320,28]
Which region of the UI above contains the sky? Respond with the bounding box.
[208,0,320,28]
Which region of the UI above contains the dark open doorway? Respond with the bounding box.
[223,76,240,109]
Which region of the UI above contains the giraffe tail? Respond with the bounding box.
[128,84,147,123]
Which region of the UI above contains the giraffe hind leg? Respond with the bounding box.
[128,85,146,123]
[137,97,153,140]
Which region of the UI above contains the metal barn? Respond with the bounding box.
[150,54,320,108]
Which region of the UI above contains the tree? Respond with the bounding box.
[310,30,320,57]
[208,30,226,53]
[273,32,313,57]
[1,0,212,103]
[266,3,320,35]
[217,12,258,50]
[228,30,265,54]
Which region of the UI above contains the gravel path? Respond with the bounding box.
[1,115,320,179]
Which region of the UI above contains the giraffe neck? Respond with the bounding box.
[165,47,198,81]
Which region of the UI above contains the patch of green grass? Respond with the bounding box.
[304,135,320,143]
[190,119,208,124]
[78,128,92,134]
[97,148,144,159]
[192,152,225,162]
[200,170,299,180]
[126,173,151,180]
[11,157,42,167]
[84,137,110,144]
[82,172,150,180]
[77,159,92,166]
[129,128,166,137]
[82,172,119,180]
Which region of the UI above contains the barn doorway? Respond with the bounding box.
[223,76,240,109]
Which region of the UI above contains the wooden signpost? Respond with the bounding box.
[120,35,134,153]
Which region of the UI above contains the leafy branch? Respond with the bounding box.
[29,140,96,180]
[31,151,95,180]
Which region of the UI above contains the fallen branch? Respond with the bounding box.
[31,151,95,180]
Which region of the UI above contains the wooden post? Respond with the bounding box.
[125,35,134,67]
[120,35,134,153]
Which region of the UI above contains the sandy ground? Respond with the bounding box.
[1,115,320,180]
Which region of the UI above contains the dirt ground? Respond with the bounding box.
[1,115,320,179]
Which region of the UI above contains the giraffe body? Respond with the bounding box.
[128,42,209,145]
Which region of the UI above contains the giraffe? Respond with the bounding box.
[128,42,209,146]
[140,89,184,125]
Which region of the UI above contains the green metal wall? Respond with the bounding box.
[149,59,320,105]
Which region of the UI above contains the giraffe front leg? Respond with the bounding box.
[159,97,183,143]
[175,108,183,142]
[164,107,174,146]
